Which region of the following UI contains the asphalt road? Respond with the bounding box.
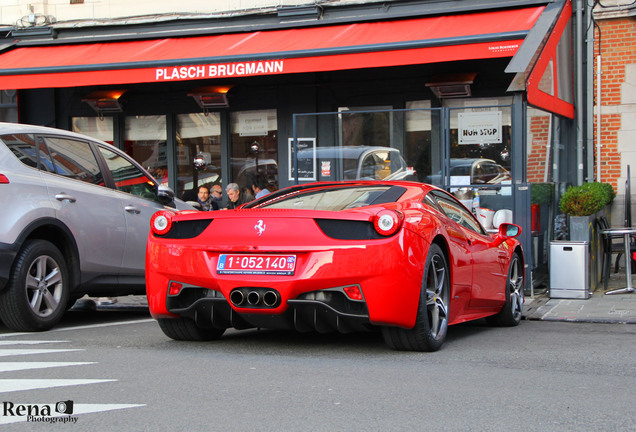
[0,309,634,431]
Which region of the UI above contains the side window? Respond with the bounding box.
[97,145,159,202]
[360,153,380,179]
[1,133,54,172]
[41,136,105,185]
[432,191,484,234]
[423,193,441,212]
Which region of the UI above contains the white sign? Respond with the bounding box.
[458,111,502,145]
[237,112,268,136]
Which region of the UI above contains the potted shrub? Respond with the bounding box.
[559,182,615,218]
[558,182,616,289]
[560,182,615,240]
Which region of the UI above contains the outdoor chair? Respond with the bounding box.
[598,216,630,289]
[601,166,636,289]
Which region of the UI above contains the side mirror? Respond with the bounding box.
[157,185,176,206]
[499,223,521,238]
[489,223,521,247]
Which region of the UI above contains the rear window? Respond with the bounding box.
[1,134,52,170]
[260,185,393,211]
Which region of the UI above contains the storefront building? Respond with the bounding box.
[0,0,588,290]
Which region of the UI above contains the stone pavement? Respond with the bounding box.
[83,268,636,325]
[522,266,636,324]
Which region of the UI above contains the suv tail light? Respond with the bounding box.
[0,174,9,184]
[373,209,403,236]
[150,210,175,236]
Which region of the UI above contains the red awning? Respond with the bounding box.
[0,6,545,89]
[526,0,575,118]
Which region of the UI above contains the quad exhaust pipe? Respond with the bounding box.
[230,288,280,308]
[229,290,245,306]
[262,291,278,307]
[247,291,260,305]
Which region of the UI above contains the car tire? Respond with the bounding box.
[381,243,450,352]
[487,252,524,327]
[158,318,226,341]
[0,240,70,331]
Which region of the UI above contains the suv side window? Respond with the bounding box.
[41,136,105,186]
[1,134,55,172]
[97,145,159,202]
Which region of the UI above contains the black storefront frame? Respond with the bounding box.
[291,95,533,292]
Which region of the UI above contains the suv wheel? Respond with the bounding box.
[0,240,70,331]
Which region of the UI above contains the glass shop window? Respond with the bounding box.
[230,109,278,196]
[176,112,222,201]
[445,98,513,233]
[72,117,114,144]
[405,100,442,183]
[124,115,168,187]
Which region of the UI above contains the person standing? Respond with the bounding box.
[225,183,251,209]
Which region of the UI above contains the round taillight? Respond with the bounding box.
[373,210,403,236]
[150,211,174,235]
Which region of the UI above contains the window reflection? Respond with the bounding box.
[177,113,221,201]
[72,117,114,143]
[230,109,278,196]
[124,115,168,187]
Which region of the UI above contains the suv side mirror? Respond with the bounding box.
[157,185,176,207]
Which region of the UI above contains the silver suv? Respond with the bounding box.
[0,123,191,331]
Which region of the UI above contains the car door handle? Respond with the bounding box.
[124,205,141,214]
[55,193,76,203]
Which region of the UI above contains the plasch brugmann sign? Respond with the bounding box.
[155,60,284,81]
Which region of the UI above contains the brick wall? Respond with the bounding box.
[594,13,636,192]
[527,112,551,183]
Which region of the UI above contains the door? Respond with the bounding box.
[96,144,170,282]
[39,135,126,280]
[431,190,504,307]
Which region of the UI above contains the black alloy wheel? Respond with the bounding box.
[382,243,450,352]
[487,252,524,327]
[0,240,70,331]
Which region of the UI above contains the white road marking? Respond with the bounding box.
[0,403,146,424]
[0,379,116,393]
[0,318,155,338]
[0,362,96,372]
[0,340,69,345]
[50,318,155,332]
[0,325,147,422]
[0,348,83,357]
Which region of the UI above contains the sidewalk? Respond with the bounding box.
[523,266,636,324]
[87,270,636,325]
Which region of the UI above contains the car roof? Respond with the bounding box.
[450,158,497,166]
[0,122,107,144]
[298,146,400,158]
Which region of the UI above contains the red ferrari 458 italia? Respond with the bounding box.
[146,181,524,351]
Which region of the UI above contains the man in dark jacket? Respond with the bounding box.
[197,185,219,211]
[225,182,251,209]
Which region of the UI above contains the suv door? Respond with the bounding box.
[96,144,173,283]
[39,135,127,283]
